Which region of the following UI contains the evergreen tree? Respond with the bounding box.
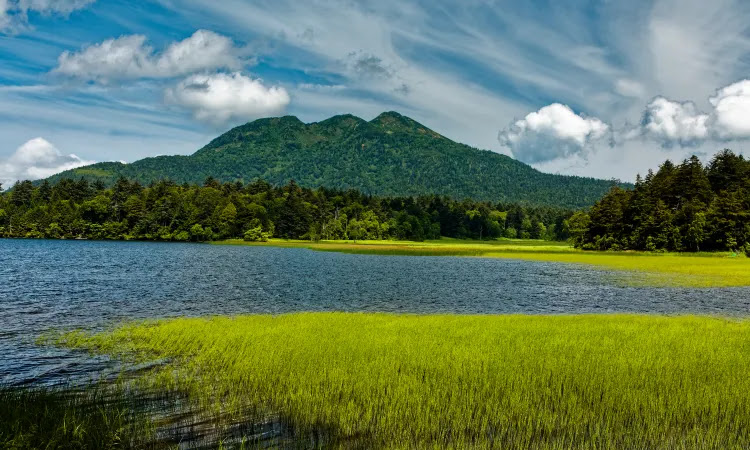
[578,150,750,252]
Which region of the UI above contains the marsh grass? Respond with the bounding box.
[0,379,294,448]
[215,239,750,287]
[0,384,162,449]
[56,313,750,449]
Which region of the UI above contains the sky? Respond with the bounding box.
[2,0,750,187]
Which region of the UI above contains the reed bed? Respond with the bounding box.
[58,313,750,448]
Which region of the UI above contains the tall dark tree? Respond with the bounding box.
[11,181,33,207]
[276,181,313,239]
[37,180,52,203]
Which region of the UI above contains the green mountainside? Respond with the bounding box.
[46,112,626,208]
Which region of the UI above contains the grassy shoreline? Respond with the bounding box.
[214,238,750,287]
[49,313,750,449]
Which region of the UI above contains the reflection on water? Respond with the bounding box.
[1,239,749,385]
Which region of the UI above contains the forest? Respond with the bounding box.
[573,150,750,253]
[0,177,574,242]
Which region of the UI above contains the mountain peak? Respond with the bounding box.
[317,114,368,128]
[370,111,444,139]
[249,115,304,126]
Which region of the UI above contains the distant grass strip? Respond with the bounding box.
[58,313,750,449]
[216,239,750,287]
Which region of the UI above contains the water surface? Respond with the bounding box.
[2,239,749,385]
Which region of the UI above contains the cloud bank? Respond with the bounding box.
[165,72,290,126]
[501,79,750,165]
[55,30,247,83]
[636,80,750,144]
[0,138,93,186]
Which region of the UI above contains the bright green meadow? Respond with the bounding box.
[54,313,750,449]
[216,238,750,288]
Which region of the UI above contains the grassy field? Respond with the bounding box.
[215,238,750,287]
[57,313,750,449]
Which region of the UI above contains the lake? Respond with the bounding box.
[2,239,749,385]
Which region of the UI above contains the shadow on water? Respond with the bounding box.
[1,380,365,449]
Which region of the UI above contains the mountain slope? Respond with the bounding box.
[46,112,626,208]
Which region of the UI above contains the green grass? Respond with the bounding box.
[215,238,750,287]
[56,313,750,449]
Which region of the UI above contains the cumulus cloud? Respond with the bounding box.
[498,103,610,164]
[0,138,93,186]
[709,80,750,139]
[1,0,93,33]
[54,30,247,83]
[639,97,709,146]
[165,72,290,126]
[631,79,750,146]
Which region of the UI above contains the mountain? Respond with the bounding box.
[45,112,627,208]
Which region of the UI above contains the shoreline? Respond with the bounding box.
[213,238,750,288]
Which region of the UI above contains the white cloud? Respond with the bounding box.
[1,0,93,33]
[639,97,709,146]
[632,79,750,146]
[0,138,93,186]
[709,79,750,139]
[54,30,247,83]
[498,103,610,164]
[165,72,290,126]
[504,78,750,177]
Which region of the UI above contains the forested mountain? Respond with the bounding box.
[572,150,750,253]
[0,177,574,242]
[44,112,625,208]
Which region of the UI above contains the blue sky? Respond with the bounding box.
[2,0,750,186]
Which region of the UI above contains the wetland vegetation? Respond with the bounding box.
[36,313,750,449]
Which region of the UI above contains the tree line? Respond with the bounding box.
[0,177,575,242]
[571,150,750,253]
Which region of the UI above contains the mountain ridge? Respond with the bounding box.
[43,111,628,208]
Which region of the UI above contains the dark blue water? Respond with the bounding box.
[2,239,749,385]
